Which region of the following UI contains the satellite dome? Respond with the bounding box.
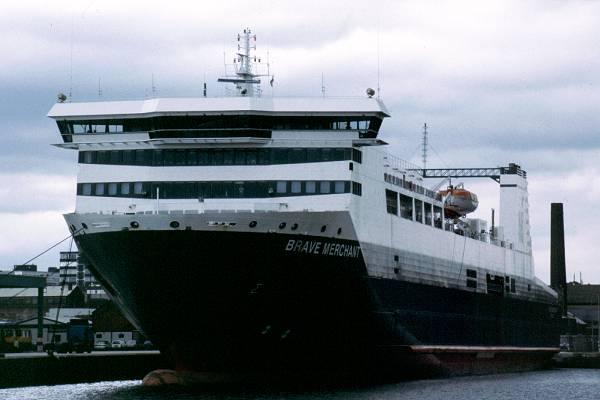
[366,88,375,98]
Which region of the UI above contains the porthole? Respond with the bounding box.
[291,223,298,231]
[170,221,180,229]
[130,221,140,229]
[279,222,287,229]
[321,225,327,233]
[249,221,257,228]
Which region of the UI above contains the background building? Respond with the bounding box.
[10,265,60,286]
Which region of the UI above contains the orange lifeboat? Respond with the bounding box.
[438,184,478,219]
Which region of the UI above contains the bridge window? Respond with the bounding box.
[234,149,246,165]
[175,150,187,166]
[276,181,287,194]
[77,180,352,199]
[223,149,234,165]
[424,202,433,225]
[400,194,413,220]
[133,182,144,195]
[120,183,130,195]
[82,183,92,196]
[212,150,224,165]
[306,148,319,162]
[319,181,331,194]
[187,150,198,166]
[246,150,257,165]
[385,189,398,215]
[122,150,134,164]
[290,148,306,163]
[291,181,302,193]
[62,116,383,136]
[434,205,443,228]
[109,151,120,164]
[415,199,423,223]
[95,183,105,196]
[73,124,86,134]
[78,147,357,167]
[164,150,176,166]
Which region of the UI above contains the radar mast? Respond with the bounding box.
[218,28,272,97]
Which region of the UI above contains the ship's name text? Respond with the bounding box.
[284,239,361,258]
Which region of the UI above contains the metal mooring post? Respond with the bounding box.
[37,287,44,352]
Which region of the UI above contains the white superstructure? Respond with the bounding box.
[49,29,554,307]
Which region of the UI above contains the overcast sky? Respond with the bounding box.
[1,0,599,283]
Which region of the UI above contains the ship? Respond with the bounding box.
[48,29,560,379]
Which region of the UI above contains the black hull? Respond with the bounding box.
[75,229,560,377]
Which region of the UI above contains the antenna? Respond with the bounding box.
[218,28,270,97]
[68,13,74,100]
[98,77,102,98]
[151,73,157,96]
[321,73,325,97]
[422,123,429,169]
[376,6,381,98]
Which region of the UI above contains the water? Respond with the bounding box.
[1,369,600,400]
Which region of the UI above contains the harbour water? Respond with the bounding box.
[2,369,600,400]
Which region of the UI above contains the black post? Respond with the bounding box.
[37,287,44,351]
[550,203,567,317]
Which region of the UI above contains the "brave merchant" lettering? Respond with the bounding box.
[284,239,361,258]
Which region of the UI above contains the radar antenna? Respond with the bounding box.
[218,28,272,97]
[422,123,429,170]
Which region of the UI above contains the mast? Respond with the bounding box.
[218,28,271,97]
[422,123,428,170]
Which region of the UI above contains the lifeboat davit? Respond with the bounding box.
[438,184,478,219]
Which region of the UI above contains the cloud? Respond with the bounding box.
[0,0,599,282]
[0,173,75,213]
[0,172,75,269]
[0,211,73,269]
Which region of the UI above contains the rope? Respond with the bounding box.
[48,234,77,353]
[9,228,84,274]
[5,288,28,300]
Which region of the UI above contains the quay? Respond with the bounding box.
[554,352,600,369]
[0,350,166,388]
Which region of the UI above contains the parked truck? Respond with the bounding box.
[55,319,93,353]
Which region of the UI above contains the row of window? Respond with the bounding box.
[77,180,361,199]
[384,172,441,201]
[58,115,383,135]
[466,269,477,288]
[465,270,520,293]
[78,147,363,167]
[385,189,443,228]
[486,274,520,295]
[0,329,32,338]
